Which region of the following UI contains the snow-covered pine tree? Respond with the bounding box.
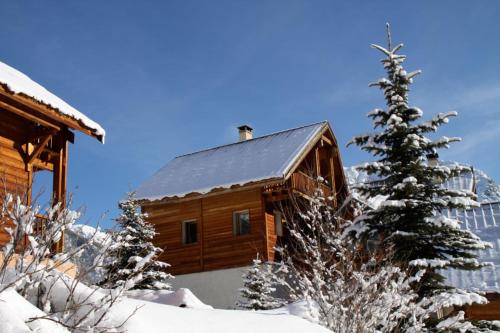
[236,255,284,310]
[99,192,172,290]
[348,24,490,297]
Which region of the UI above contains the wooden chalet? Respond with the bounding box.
[0,60,105,249]
[135,122,349,275]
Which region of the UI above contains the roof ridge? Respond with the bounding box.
[175,120,327,159]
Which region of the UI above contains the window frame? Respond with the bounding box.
[182,219,198,245]
[233,210,250,236]
[273,210,283,237]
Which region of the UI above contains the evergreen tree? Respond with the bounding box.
[99,192,172,290]
[483,177,500,201]
[237,255,284,310]
[274,189,432,333]
[349,24,490,297]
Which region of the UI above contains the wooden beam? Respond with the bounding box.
[315,147,320,177]
[329,155,336,206]
[321,135,333,146]
[264,193,290,203]
[27,168,33,206]
[0,88,102,142]
[0,88,101,143]
[64,128,75,144]
[32,160,54,172]
[27,127,57,142]
[27,133,54,165]
[0,99,60,131]
[332,146,338,156]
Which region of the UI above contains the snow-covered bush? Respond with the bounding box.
[274,187,433,333]
[237,255,285,310]
[99,192,172,290]
[0,193,145,332]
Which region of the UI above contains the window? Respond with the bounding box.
[182,220,198,245]
[274,210,283,237]
[233,210,250,236]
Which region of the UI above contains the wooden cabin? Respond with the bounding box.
[0,60,105,249]
[135,122,349,276]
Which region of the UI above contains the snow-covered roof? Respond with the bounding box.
[0,60,105,141]
[442,201,500,292]
[441,166,475,194]
[135,122,328,201]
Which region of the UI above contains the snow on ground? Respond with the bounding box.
[0,285,329,333]
[261,300,320,323]
[0,288,69,333]
[114,296,330,333]
[0,60,105,139]
[126,288,213,309]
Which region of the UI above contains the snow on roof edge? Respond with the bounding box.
[280,121,327,177]
[0,61,105,141]
[138,176,284,203]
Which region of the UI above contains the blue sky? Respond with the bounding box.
[1,1,499,228]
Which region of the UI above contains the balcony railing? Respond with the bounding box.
[33,214,63,253]
[290,172,333,200]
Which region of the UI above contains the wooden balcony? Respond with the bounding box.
[290,172,333,199]
[32,214,64,253]
[263,173,335,205]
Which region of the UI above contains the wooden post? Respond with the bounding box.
[52,132,68,253]
[329,155,336,204]
[26,167,33,207]
[315,147,320,178]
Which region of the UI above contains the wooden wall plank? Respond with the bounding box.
[144,188,266,275]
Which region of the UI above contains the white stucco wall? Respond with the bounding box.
[171,266,250,309]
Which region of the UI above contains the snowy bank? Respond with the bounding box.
[125,288,213,309]
[0,278,329,333]
[113,296,330,333]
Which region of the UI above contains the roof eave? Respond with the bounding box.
[137,176,286,206]
[0,85,105,143]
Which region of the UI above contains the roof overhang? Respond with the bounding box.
[0,85,104,143]
[138,177,285,206]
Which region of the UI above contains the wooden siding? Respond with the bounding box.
[265,213,277,261]
[0,111,31,246]
[464,293,500,320]
[144,188,267,275]
[0,110,31,197]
